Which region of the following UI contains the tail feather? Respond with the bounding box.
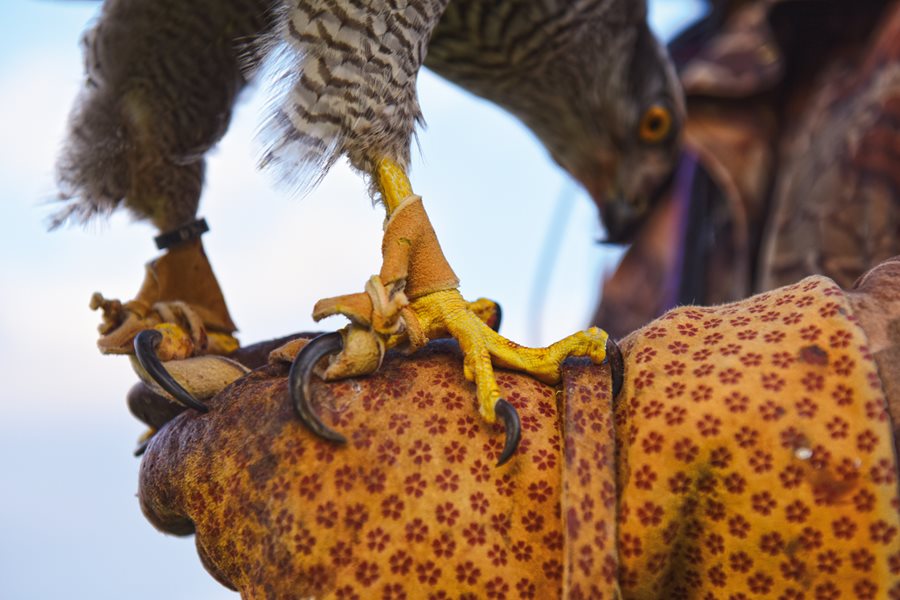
[52,84,129,229]
[53,0,280,230]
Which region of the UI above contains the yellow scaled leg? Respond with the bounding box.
[290,158,621,464]
[377,157,414,213]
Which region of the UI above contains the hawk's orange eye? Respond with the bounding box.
[638,105,673,143]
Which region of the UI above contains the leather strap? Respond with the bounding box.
[154,218,209,250]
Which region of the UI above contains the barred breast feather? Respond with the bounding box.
[259,0,451,192]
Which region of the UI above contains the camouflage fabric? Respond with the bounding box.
[595,0,900,339]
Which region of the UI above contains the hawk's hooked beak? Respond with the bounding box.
[580,164,677,245]
[598,198,648,244]
[581,177,654,245]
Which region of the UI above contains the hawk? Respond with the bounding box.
[57,0,683,462]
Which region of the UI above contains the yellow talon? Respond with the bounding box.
[407,289,609,422]
[137,427,157,445]
[338,158,611,415]
[152,322,195,361]
[301,156,614,461]
[208,331,240,355]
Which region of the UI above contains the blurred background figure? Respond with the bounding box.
[595,0,900,338]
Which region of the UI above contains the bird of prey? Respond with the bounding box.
[57,0,683,462]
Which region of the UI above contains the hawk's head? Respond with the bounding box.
[549,21,685,244]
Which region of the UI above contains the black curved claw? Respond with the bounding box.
[134,329,208,413]
[288,332,347,444]
[490,302,502,333]
[605,337,624,400]
[494,399,521,467]
[134,438,150,457]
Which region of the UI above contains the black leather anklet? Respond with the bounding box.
[154,218,209,250]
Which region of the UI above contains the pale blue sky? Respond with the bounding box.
[0,2,704,598]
